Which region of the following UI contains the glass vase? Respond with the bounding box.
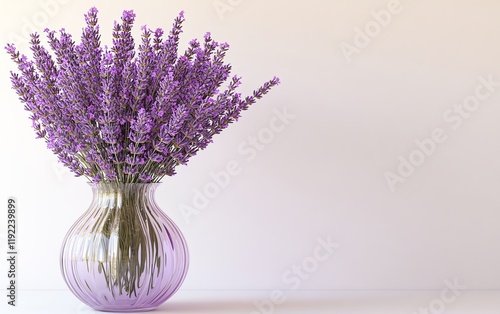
[60,182,189,312]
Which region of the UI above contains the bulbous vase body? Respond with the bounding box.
[60,183,189,312]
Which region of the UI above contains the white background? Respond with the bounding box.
[1,0,500,312]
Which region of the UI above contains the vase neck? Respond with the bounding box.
[89,182,160,207]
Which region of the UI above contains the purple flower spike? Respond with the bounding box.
[6,7,280,183]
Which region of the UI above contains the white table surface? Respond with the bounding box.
[1,290,500,314]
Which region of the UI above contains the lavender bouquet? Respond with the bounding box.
[5,8,280,310]
[6,7,279,183]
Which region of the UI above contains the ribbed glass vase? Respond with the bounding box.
[60,182,189,312]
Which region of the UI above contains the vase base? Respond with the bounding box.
[92,306,157,312]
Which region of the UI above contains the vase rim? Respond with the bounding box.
[87,182,162,185]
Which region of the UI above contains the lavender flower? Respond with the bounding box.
[6,7,280,183]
